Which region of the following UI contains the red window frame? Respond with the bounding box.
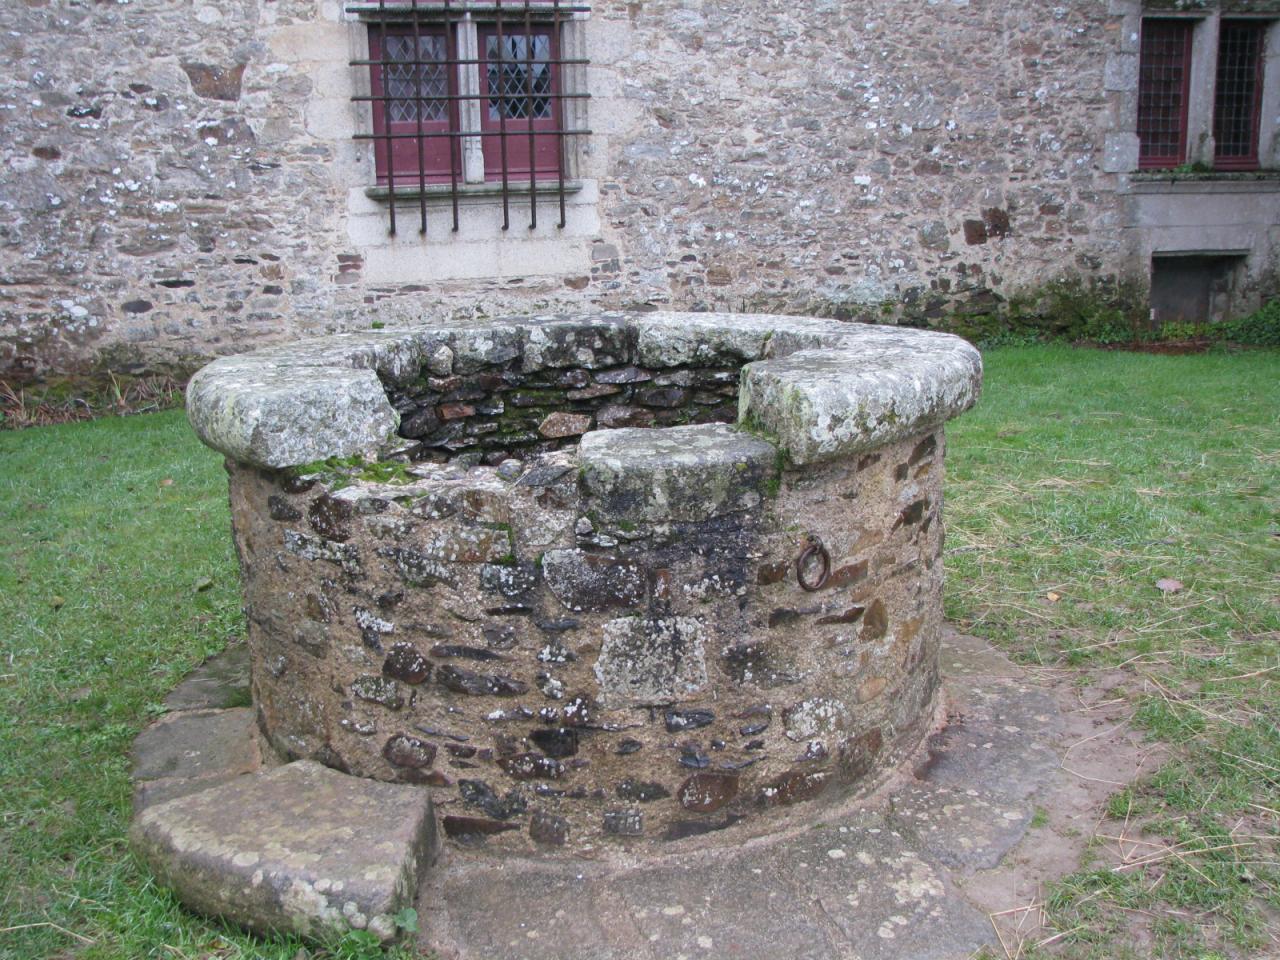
[368,23,461,185]
[1213,20,1267,171]
[1138,19,1194,170]
[479,24,562,181]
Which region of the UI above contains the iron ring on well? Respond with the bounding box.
[796,534,831,592]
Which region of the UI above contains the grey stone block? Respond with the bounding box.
[424,810,996,960]
[579,422,778,524]
[130,760,438,942]
[133,773,245,812]
[164,644,251,711]
[885,782,1033,871]
[131,708,259,782]
[593,615,708,707]
[1102,132,1140,174]
[186,361,399,470]
[741,339,981,465]
[912,678,1062,804]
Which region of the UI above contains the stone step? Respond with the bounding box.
[163,643,251,711]
[130,760,439,942]
[130,706,262,812]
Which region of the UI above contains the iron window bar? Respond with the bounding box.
[348,2,592,15]
[351,0,591,236]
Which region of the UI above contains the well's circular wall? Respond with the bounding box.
[190,312,982,855]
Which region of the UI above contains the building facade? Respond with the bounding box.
[1,0,1278,378]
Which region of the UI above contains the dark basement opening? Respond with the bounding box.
[1149,251,1247,327]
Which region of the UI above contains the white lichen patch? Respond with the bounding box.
[889,857,945,903]
[783,697,853,741]
[594,616,708,708]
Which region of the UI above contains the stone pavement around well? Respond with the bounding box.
[418,631,1071,960]
[130,629,1155,959]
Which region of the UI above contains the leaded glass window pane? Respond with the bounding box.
[1213,21,1265,168]
[486,34,552,121]
[1137,20,1192,168]
[385,34,447,124]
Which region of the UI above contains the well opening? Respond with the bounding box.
[379,323,745,465]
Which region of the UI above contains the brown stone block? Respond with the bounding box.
[757,769,831,807]
[530,810,570,846]
[676,772,739,812]
[963,219,988,245]
[383,733,437,769]
[856,677,888,704]
[180,62,245,101]
[444,815,519,841]
[836,728,884,782]
[860,599,889,642]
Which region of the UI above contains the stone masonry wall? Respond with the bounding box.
[228,422,946,854]
[3,0,1147,378]
[384,351,741,463]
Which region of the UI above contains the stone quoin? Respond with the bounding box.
[183,311,981,856]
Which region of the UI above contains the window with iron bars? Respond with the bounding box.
[349,0,591,235]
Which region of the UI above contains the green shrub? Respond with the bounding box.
[918,279,1280,349]
[1217,299,1280,346]
[1158,319,1214,342]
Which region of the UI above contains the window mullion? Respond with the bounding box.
[457,15,485,184]
[563,13,586,181]
[1185,16,1218,167]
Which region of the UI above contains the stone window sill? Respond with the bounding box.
[1126,171,1280,194]
[1131,169,1280,183]
[365,179,584,202]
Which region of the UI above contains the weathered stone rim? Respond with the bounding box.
[186,312,981,471]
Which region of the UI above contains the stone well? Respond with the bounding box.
[186,312,981,856]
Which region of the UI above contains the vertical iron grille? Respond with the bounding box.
[1214,21,1266,170]
[1138,19,1193,170]
[351,0,591,236]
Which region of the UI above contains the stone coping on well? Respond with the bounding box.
[186,312,982,470]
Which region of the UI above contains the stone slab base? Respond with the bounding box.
[413,630,1132,960]
[131,646,438,941]
[131,647,262,813]
[130,761,439,942]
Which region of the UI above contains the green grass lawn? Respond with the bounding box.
[946,346,1280,959]
[1,345,1277,959]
